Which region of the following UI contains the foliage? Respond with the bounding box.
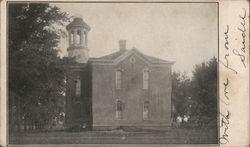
[172,57,217,129]
[171,71,191,118]
[189,57,217,127]
[8,3,70,131]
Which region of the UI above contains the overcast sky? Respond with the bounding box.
[53,3,218,77]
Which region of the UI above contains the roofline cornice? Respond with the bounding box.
[90,49,174,66]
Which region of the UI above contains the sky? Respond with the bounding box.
[53,3,218,77]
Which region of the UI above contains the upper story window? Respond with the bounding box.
[116,100,123,120]
[143,101,150,120]
[115,70,122,89]
[143,68,149,90]
[75,78,81,97]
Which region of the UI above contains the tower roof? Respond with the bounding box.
[66,17,91,31]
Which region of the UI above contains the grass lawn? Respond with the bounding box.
[9,128,218,144]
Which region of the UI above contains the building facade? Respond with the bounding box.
[65,18,174,130]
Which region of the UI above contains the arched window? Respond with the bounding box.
[70,32,74,45]
[115,70,122,89]
[76,30,81,44]
[116,100,122,120]
[143,101,150,120]
[84,32,87,46]
[75,78,81,97]
[143,69,149,89]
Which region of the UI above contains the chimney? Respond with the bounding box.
[119,40,126,51]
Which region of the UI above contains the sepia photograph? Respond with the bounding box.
[7,1,219,145]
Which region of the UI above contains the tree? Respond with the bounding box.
[171,71,191,119]
[8,3,70,132]
[171,57,217,129]
[189,57,217,128]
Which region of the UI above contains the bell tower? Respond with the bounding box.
[66,17,91,63]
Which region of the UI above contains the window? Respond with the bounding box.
[76,30,81,44]
[143,101,150,120]
[75,78,81,97]
[172,104,176,113]
[116,70,122,89]
[116,100,122,120]
[129,56,135,63]
[70,32,74,44]
[143,69,149,89]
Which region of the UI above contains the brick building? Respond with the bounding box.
[65,17,174,130]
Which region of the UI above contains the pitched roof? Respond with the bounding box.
[98,49,127,60]
[66,18,91,31]
[90,48,174,65]
[144,54,171,63]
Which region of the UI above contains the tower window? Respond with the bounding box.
[75,78,81,97]
[76,30,81,44]
[143,69,149,89]
[70,32,74,45]
[116,100,123,120]
[115,70,122,89]
[143,101,150,120]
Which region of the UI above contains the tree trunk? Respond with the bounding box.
[31,120,34,130]
[24,116,27,132]
[17,97,21,132]
[9,95,15,133]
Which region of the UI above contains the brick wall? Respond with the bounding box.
[65,64,92,129]
[91,54,172,129]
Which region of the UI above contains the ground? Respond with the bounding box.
[10,128,218,144]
